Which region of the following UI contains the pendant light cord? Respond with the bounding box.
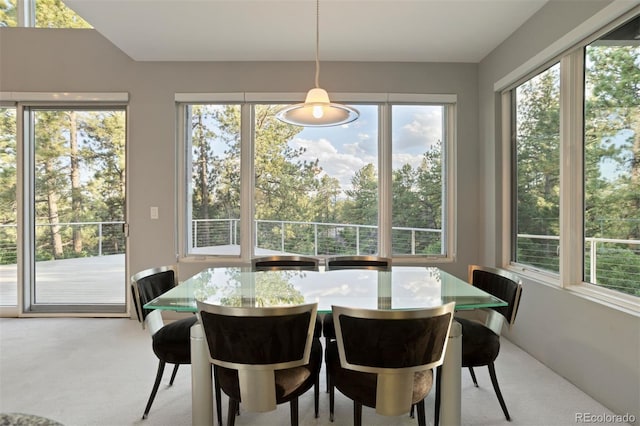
[315,0,320,88]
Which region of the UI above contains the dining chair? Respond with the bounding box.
[251,254,323,415]
[324,255,392,271]
[434,264,523,424]
[130,265,198,420]
[321,256,391,404]
[196,301,323,426]
[326,303,455,426]
[252,255,320,271]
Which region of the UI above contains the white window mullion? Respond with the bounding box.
[500,91,512,268]
[559,51,585,287]
[176,104,190,258]
[17,0,35,27]
[379,103,392,258]
[445,104,457,262]
[240,103,254,262]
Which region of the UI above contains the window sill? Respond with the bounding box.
[507,263,640,316]
[565,283,640,316]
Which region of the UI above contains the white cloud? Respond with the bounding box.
[392,152,423,170]
[396,107,442,152]
[291,137,375,188]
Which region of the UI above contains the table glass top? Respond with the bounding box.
[144,266,507,313]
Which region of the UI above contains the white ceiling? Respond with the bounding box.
[65,0,548,63]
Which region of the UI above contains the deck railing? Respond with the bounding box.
[0,221,125,264]
[1,220,638,294]
[192,219,443,256]
[517,233,640,295]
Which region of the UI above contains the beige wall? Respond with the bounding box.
[478,1,639,423]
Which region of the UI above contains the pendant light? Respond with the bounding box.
[276,0,359,127]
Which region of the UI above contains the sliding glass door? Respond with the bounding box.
[24,106,127,313]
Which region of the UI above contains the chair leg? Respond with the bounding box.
[469,366,479,387]
[416,399,426,426]
[488,363,511,421]
[227,399,239,426]
[329,376,335,422]
[290,397,299,426]
[353,401,363,426]
[143,360,166,419]
[214,368,223,426]
[325,340,332,393]
[314,373,320,418]
[434,365,442,426]
[168,363,180,386]
[325,344,330,393]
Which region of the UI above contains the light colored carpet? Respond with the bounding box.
[0,317,623,426]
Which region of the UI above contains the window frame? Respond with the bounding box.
[4,0,89,28]
[176,92,457,265]
[500,6,640,312]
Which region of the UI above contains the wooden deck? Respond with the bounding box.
[0,254,125,305]
[0,247,288,306]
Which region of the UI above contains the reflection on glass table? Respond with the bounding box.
[143,266,506,426]
[144,266,507,313]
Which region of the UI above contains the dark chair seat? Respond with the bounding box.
[152,315,198,364]
[326,341,433,409]
[456,317,500,367]
[215,338,323,403]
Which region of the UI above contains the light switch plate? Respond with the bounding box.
[150,206,159,219]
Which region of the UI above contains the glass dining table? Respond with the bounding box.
[144,266,507,426]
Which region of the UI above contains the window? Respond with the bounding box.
[507,12,640,302]
[0,0,90,28]
[392,105,447,256]
[584,16,640,296]
[186,104,242,256]
[254,104,379,257]
[512,63,561,274]
[179,95,455,261]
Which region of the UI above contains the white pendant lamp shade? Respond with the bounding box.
[276,0,359,127]
[276,88,359,127]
